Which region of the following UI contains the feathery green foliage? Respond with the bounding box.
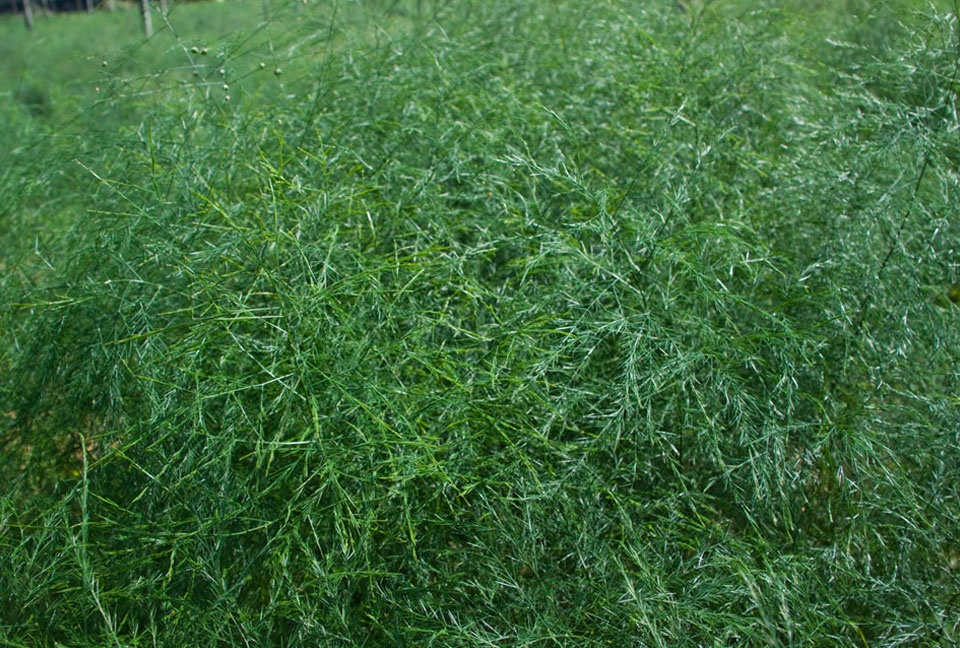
[1,0,959,645]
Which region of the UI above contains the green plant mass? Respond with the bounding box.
[1,0,959,645]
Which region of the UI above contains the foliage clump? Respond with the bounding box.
[1,0,958,645]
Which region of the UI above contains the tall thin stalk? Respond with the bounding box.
[140,0,152,36]
[22,0,34,29]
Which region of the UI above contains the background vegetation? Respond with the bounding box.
[1,0,959,645]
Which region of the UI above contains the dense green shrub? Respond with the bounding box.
[1,1,958,645]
